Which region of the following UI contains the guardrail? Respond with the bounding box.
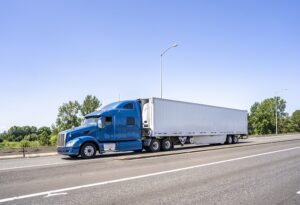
[0,146,56,157]
[248,132,300,138]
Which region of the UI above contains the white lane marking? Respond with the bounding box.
[44,193,67,198]
[0,146,299,203]
[0,162,74,172]
[0,156,108,171]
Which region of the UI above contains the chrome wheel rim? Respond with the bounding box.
[164,141,171,149]
[84,145,95,157]
[152,141,159,151]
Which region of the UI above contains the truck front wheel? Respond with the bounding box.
[149,139,161,152]
[80,142,97,159]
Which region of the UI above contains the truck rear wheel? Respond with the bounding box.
[161,138,172,151]
[80,142,97,159]
[232,136,239,144]
[225,136,233,144]
[149,139,161,152]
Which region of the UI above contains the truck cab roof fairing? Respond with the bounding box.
[84,100,137,118]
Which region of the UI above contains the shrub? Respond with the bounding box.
[38,133,51,146]
[50,135,57,146]
[20,140,30,148]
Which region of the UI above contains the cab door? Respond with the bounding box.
[102,116,114,141]
[114,102,140,141]
[125,116,139,140]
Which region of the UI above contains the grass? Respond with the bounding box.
[0,140,42,148]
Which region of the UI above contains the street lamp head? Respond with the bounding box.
[172,43,178,47]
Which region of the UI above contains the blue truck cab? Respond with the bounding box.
[57,100,143,159]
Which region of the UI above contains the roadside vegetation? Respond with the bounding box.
[0,95,299,148]
[248,97,300,135]
[0,95,101,148]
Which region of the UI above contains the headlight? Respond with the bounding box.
[66,139,77,147]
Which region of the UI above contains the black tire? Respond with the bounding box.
[225,136,233,144]
[149,139,161,152]
[186,137,194,144]
[232,136,239,144]
[161,138,172,151]
[143,146,150,152]
[80,142,97,159]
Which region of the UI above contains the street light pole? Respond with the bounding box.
[275,99,278,135]
[160,54,163,98]
[160,43,178,98]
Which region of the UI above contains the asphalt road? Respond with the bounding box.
[0,134,300,205]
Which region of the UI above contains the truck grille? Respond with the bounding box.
[57,133,66,147]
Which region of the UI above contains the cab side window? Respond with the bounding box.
[123,103,133,109]
[105,116,112,126]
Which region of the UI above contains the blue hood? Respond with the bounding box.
[65,124,98,141]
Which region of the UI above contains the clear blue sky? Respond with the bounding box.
[0,0,299,131]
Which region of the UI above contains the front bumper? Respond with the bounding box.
[57,146,80,156]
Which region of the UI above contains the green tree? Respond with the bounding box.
[20,140,30,148]
[0,132,11,142]
[36,126,52,145]
[38,132,51,146]
[7,126,23,141]
[248,97,287,135]
[51,124,59,135]
[280,116,295,133]
[55,95,101,132]
[38,127,51,136]
[80,95,101,116]
[0,134,4,143]
[291,110,300,132]
[24,133,38,141]
[248,102,259,135]
[56,101,82,131]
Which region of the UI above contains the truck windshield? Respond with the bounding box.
[82,117,99,126]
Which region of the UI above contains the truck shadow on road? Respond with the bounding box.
[61,141,251,161]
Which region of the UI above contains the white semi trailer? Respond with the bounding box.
[141,98,248,151]
[58,97,248,158]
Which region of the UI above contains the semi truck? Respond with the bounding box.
[57,98,248,159]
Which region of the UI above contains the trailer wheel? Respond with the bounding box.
[80,142,97,159]
[225,136,233,144]
[232,136,239,144]
[187,137,194,144]
[149,139,161,152]
[161,138,172,151]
